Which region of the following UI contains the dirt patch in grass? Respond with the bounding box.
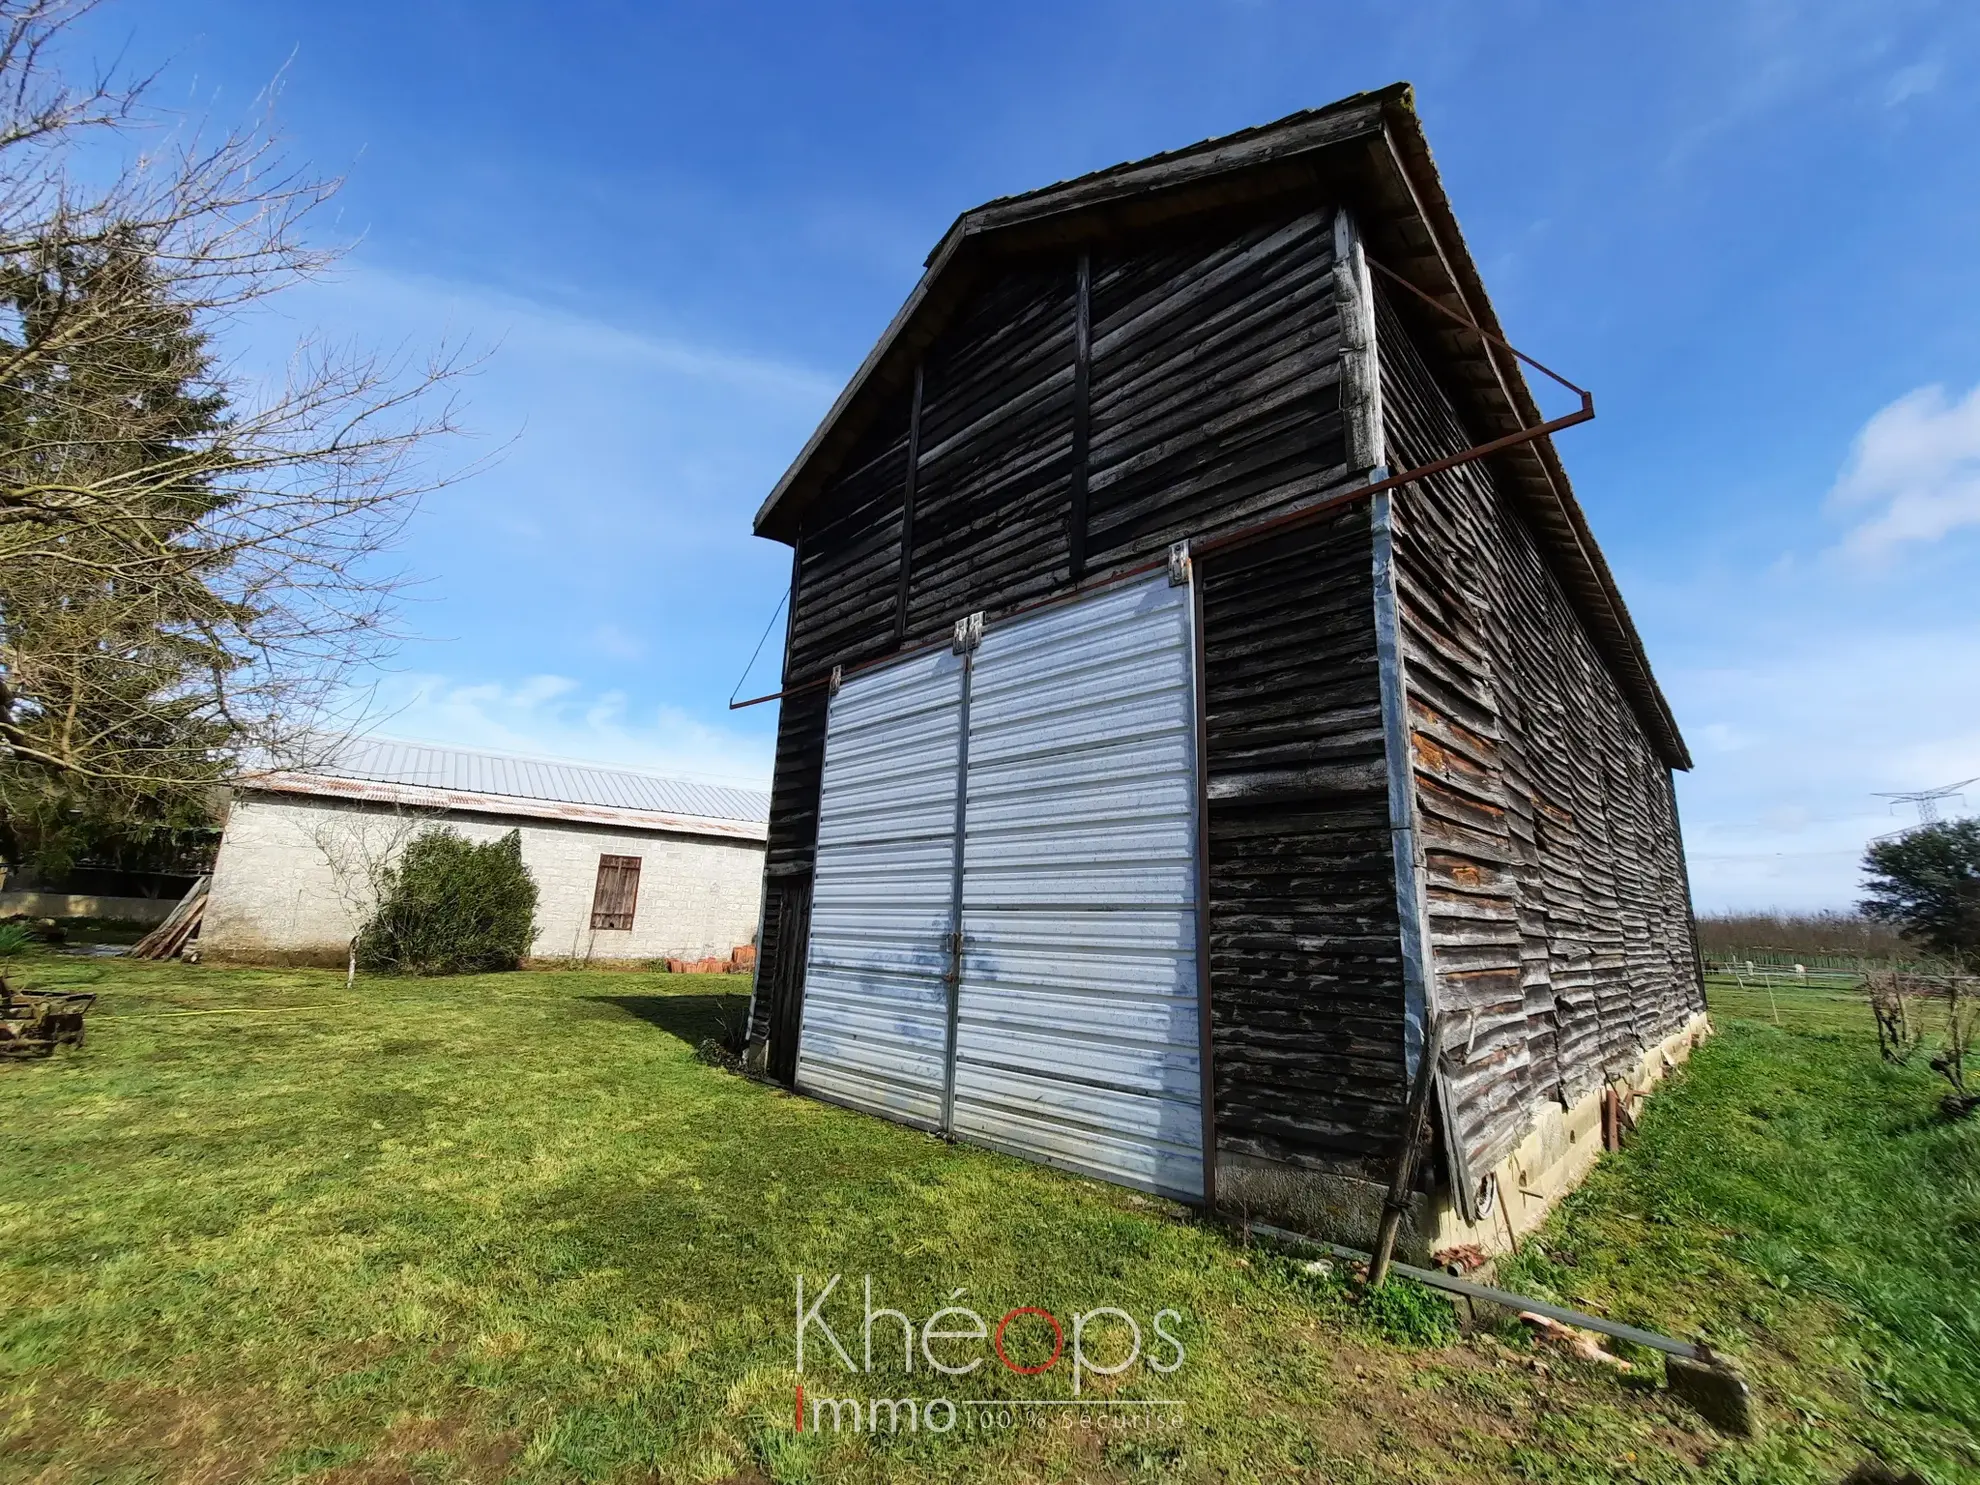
[3,1373,520,1485]
[1,1374,295,1485]
[314,1414,522,1484]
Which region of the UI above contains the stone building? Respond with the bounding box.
[203,738,768,966]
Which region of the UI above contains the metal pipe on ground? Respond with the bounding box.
[1240,1218,1758,1436]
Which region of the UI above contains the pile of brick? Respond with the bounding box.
[664,943,756,976]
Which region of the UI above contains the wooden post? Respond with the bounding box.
[893,363,924,647]
[1067,252,1092,581]
[1369,1013,1444,1288]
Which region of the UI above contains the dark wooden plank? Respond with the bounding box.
[892,364,924,647]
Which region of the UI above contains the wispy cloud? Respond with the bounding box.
[1886,58,1943,105]
[352,671,775,787]
[327,264,843,406]
[1670,625,1980,909]
[1828,381,1980,561]
[588,622,648,662]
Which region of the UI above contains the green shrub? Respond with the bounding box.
[1360,1276,1460,1347]
[356,828,538,975]
[0,920,33,957]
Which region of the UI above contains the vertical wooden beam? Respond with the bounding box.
[1333,207,1384,475]
[1067,252,1093,582]
[1373,486,1481,1223]
[748,536,806,1060]
[1372,491,1430,1079]
[894,364,925,648]
[1189,563,1218,1208]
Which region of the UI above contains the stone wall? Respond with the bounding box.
[203,791,764,965]
[0,892,178,925]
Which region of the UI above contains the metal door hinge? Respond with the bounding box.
[952,611,983,654]
[1168,540,1192,586]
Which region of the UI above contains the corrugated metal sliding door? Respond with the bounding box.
[951,573,1205,1200]
[794,646,965,1130]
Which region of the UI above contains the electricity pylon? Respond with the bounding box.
[1874,778,1979,827]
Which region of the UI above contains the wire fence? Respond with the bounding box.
[1704,962,1980,1033]
[1704,950,1931,975]
[1705,960,1867,992]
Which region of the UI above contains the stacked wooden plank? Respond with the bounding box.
[1088,209,1346,562]
[129,876,209,960]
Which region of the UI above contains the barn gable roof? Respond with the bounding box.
[753,83,1690,770]
[242,737,770,843]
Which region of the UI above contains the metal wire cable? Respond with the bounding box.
[728,584,792,708]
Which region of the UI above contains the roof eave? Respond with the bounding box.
[1365,99,1692,770]
[241,773,771,843]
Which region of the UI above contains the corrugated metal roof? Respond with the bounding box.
[245,736,769,841]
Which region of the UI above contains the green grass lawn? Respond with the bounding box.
[1,956,1975,1484]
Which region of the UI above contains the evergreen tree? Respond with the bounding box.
[0,230,236,869]
[1861,820,1980,967]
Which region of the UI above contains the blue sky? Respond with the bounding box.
[76,2,1980,910]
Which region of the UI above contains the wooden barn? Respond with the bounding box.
[740,84,1705,1256]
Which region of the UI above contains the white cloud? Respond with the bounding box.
[299,263,842,407]
[1670,626,1980,910]
[589,622,648,662]
[1829,381,1980,561]
[348,671,774,788]
[1885,59,1942,106]
[1697,722,1751,754]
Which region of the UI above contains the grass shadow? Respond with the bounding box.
[584,994,744,1048]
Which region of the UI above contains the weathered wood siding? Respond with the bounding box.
[1375,283,1702,1180]
[751,205,1359,1070]
[906,266,1079,631]
[1088,210,1346,562]
[1201,505,1406,1177]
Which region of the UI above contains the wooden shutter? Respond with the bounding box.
[590,855,642,930]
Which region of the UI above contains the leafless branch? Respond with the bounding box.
[0,0,480,812]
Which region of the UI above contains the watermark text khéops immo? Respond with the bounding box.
[791,1274,1188,1434]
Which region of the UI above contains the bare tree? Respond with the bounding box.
[1932,977,1977,1118]
[0,0,477,827]
[1865,970,1922,1065]
[300,800,439,989]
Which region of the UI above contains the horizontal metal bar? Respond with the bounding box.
[1191,401,1594,566]
[743,378,1594,711]
[1242,1219,1704,1361]
[1364,254,1591,403]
